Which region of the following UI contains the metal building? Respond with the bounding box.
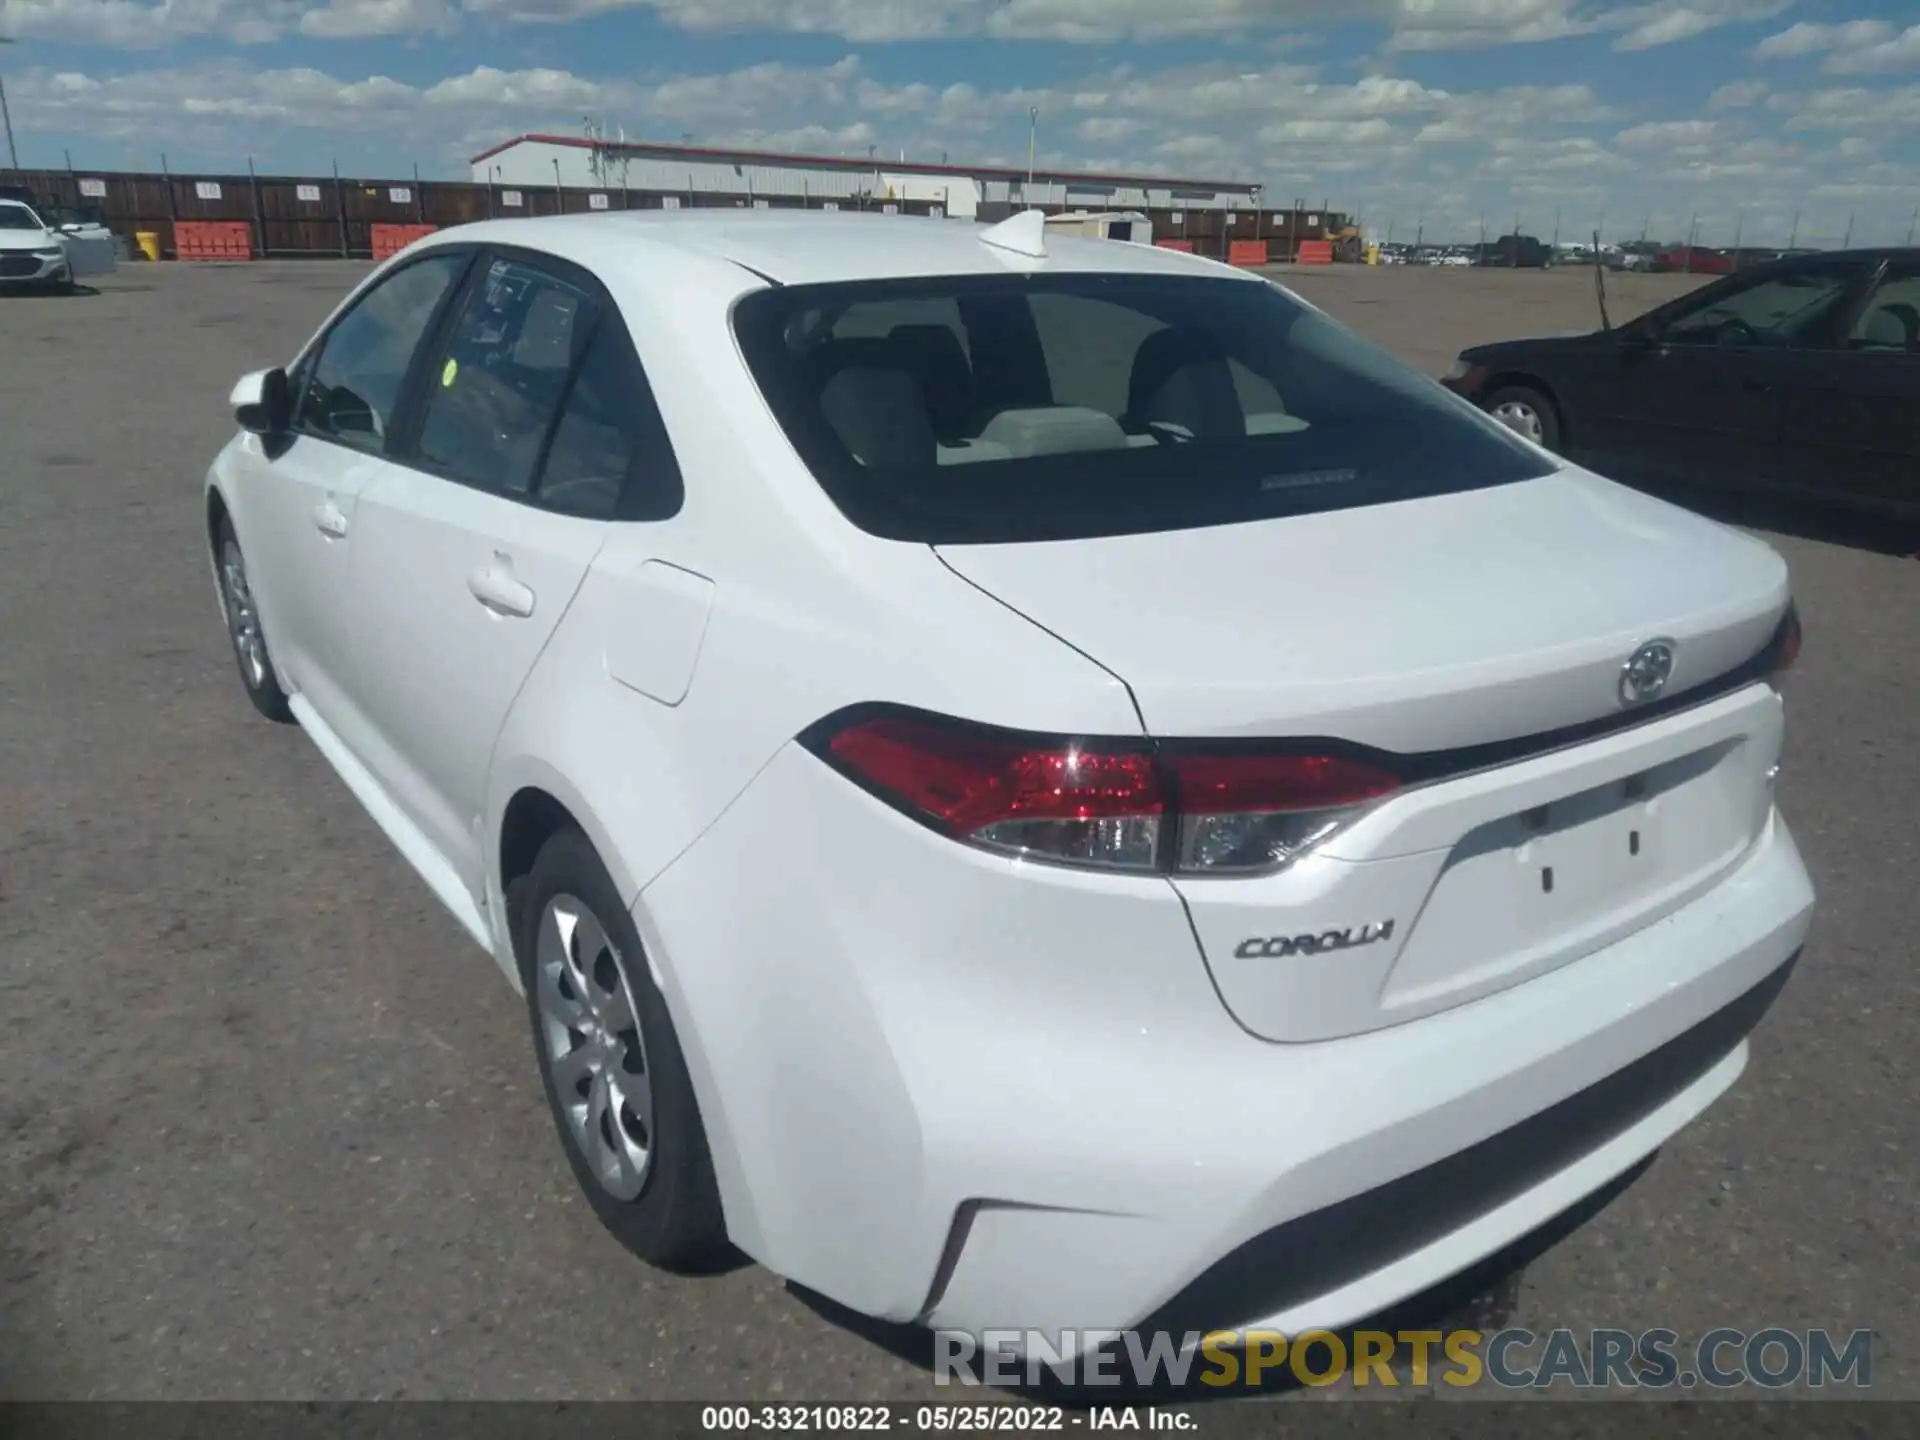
[468,134,1264,221]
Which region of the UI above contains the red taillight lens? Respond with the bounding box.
[1164,752,1402,814]
[810,711,1399,876]
[825,717,1165,870]
[1165,751,1402,875]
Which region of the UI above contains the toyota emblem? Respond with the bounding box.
[1619,639,1676,707]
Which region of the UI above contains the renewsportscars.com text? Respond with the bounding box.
[934,1327,1874,1390]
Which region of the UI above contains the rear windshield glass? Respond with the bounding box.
[732,272,1555,544]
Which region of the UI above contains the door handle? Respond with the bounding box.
[313,500,349,538]
[467,562,535,619]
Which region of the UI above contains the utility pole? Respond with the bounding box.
[1788,208,1800,250]
[1551,208,1561,254]
[0,36,20,174]
[1027,106,1038,189]
[1684,213,1698,273]
[1842,210,1854,250]
[1730,207,1744,269]
[1907,206,1917,246]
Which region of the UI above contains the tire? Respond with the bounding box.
[1482,384,1562,453]
[517,826,728,1270]
[214,517,294,723]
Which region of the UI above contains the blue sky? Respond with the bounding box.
[2,1,1916,245]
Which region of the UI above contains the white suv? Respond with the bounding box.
[205,210,1813,1351]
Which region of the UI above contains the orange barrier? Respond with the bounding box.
[1228,239,1270,267]
[1155,238,1195,252]
[174,220,253,261]
[1294,239,1334,265]
[371,223,438,261]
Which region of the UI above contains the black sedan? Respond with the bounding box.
[1440,247,1920,516]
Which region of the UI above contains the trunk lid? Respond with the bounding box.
[936,467,1792,1041]
[935,468,1787,753]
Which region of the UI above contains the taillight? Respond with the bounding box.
[806,710,1400,877]
[1164,751,1402,875]
[821,716,1164,870]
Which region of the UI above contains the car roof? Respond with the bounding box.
[425,209,1260,289]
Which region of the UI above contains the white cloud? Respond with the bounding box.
[1753,19,1890,59]
[1606,0,1792,52]
[1615,118,1719,147]
[0,0,305,48]
[422,65,621,109]
[1825,25,1920,75]
[300,0,461,38]
[1763,21,1920,75]
[1076,116,1144,142]
[0,0,1820,51]
[1708,79,1769,106]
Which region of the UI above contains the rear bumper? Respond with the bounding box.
[637,742,1813,1341]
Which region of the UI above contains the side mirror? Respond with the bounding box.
[231,367,292,436]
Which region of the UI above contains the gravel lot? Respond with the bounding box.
[1,257,1913,1403]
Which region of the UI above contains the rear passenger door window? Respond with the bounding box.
[407,252,683,521]
[296,251,470,451]
[414,257,593,494]
[534,319,684,520]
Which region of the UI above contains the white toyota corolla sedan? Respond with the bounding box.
[204,209,1813,1350]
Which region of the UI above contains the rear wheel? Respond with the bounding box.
[1482,385,1562,453]
[215,518,293,723]
[517,827,728,1269]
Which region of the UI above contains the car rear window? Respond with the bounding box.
[731,272,1555,544]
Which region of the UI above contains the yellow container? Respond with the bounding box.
[135,230,161,262]
[1366,242,1381,266]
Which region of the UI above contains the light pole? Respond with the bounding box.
[1027,106,1038,189]
[1,36,20,175]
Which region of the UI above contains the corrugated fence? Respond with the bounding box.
[5,166,1348,264]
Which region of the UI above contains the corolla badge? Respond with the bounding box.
[1618,639,1676,707]
[1234,921,1395,960]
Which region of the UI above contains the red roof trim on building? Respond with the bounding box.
[467,133,1257,194]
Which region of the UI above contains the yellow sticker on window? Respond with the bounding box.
[441,357,458,388]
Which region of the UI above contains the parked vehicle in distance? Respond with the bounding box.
[0,197,117,291]
[0,198,76,293]
[202,208,1812,1355]
[1444,247,1920,516]
[1474,233,1553,268]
